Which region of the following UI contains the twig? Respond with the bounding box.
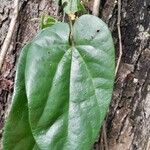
[100,131,104,150]
[0,0,19,71]
[68,15,74,47]
[115,0,122,76]
[92,0,101,16]
[102,121,108,150]
[146,138,150,150]
[101,1,123,149]
[62,12,66,22]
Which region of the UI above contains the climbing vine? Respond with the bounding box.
[3,1,115,149]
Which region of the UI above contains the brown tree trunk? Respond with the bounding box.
[96,0,150,149]
[0,0,149,150]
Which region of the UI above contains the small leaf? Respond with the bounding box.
[62,0,78,14]
[59,0,86,14]
[77,1,86,13]
[3,15,115,150]
[40,15,57,29]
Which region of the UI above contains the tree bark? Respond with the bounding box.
[0,0,149,150]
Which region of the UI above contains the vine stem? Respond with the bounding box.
[101,1,123,150]
[115,0,122,76]
[0,0,19,71]
[68,15,74,47]
[92,0,101,16]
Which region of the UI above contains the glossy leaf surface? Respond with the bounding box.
[3,15,115,150]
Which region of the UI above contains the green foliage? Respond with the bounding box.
[3,15,115,150]
[60,0,86,14]
[40,15,57,29]
[77,1,86,13]
[55,0,86,14]
[62,0,78,14]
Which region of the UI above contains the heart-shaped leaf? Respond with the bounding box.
[3,15,115,150]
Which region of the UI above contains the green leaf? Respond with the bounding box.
[58,0,85,14]
[62,0,78,14]
[3,15,115,150]
[77,1,86,13]
[40,15,57,29]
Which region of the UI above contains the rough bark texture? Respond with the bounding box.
[98,0,150,150]
[0,0,149,150]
